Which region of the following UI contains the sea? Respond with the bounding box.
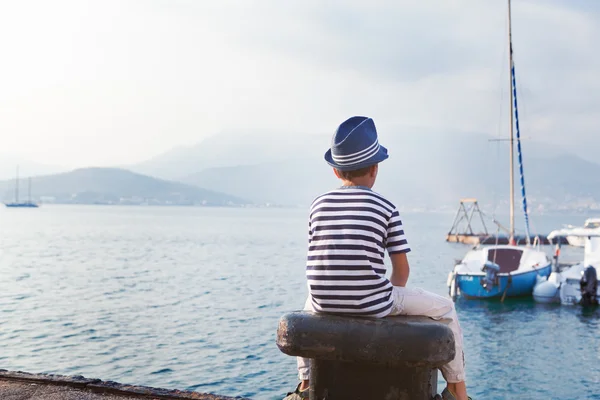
[0,205,598,400]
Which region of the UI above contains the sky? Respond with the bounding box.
[0,0,599,168]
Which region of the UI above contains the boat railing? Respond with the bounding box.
[532,235,541,251]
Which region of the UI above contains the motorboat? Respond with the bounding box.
[533,231,599,306]
[547,218,600,247]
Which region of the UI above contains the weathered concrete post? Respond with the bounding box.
[277,311,455,400]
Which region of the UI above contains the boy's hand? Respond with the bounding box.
[390,252,410,287]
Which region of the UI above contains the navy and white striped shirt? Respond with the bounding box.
[306,187,410,318]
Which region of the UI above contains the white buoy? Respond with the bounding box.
[447,271,457,300]
[533,275,560,304]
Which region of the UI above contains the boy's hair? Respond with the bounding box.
[335,165,373,180]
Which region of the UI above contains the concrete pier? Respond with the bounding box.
[0,370,249,400]
[277,311,455,400]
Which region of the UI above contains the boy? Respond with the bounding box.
[284,116,471,400]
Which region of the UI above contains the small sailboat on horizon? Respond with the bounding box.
[4,166,39,208]
[447,0,551,300]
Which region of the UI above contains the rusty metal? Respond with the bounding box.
[277,311,455,400]
[446,199,488,244]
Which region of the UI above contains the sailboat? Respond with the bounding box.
[447,0,551,300]
[4,166,39,208]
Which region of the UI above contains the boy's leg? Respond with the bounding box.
[296,297,313,386]
[297,356,310,382]
[388,287,466,385]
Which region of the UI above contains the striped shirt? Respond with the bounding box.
[306,186,410,318]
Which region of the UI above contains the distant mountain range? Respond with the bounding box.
[183,158,338,207]
[132,131,328,181]
[0,168,248,206]
[129,129,600,212]
[4,129,599,212]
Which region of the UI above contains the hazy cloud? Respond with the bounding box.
[1,0,599,168]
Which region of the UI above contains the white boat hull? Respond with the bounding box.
[548,220,600,247]
[535,235,600,305]
[566,235,586,248]
[533,264,600,305]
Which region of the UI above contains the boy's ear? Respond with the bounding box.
[370,164,378,177]
[333,168,342,179]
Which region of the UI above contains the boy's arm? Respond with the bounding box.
[390,252,410,287]
[385,207,411,287]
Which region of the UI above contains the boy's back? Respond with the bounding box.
[285,116,471,400]
[307,186,410,318]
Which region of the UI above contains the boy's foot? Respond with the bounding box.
[283,383,309,400]
[442,387,472,400]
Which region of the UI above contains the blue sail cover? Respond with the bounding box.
[510,43,531,242]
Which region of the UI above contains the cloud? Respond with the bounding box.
[0,0,598,166]
[225,0,600,154]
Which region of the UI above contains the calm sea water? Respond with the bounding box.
[0,205,598,400]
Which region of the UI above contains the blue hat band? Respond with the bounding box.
[331,138,380,167]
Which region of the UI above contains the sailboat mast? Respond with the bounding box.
[508,0,515,242]
[28,177,32,203]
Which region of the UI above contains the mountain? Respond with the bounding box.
[132,129,599,211]
[131,131,328,180]
[525,154,600,208]
[0,168,249,206]
[182,158,338,207]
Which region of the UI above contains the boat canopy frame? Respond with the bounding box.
[447,198,489,237]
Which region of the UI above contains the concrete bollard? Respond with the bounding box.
[277,311,455,400]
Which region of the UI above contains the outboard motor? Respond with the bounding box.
[481,260,500,290]
[580,266,598,306]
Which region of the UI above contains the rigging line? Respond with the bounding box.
[477,209,530,238]
[511,43,532,243]
[491,9,509,222]
[492,135,501,220]
[512,49,540,239]
[495,12,508,142]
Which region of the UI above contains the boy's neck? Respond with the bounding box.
[340,179,373,189]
